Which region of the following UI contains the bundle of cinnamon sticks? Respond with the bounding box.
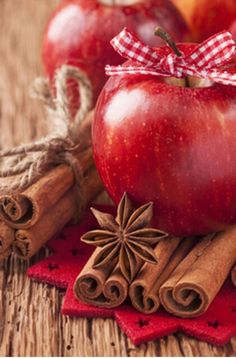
[0,110,103,260]
[0,65,107,260]
[74,226,236,318]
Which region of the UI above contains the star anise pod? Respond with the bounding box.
[81,193,167,283]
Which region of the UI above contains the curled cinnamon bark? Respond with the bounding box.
[0,165,74,229]
[129,237,195,313]
[159,229,236,318]
[0,66,102,258]
[13,189,77,259]
[74,248,129,308]
[0,109,103,258]
[13,166,102,259]
[0,112,94,229]
[0,221,14,255]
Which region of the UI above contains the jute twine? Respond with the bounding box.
[0,65,93,194]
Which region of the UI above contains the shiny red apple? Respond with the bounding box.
[93,43,236,237]
[42,0,189,109]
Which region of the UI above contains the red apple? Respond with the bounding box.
[93,43,236,237]
[172,0,236,41]
[42,0,189,111]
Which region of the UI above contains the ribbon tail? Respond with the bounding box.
[205,70,236,86]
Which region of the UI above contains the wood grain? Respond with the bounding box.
[0,1,236,356]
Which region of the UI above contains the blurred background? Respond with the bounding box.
[0,1,60,149]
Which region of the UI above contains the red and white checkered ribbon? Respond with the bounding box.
[105,28,236,85]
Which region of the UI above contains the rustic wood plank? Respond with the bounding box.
[0,0,235,356]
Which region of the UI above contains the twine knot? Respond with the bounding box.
[0,65,93,194]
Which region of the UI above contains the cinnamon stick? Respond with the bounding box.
[74,248,129,308]
[159,229,236,318]
[12,189,77,259]
[0,165,74,229]
[231,264,236,287]
[13,165,102,259]
[129,237,195,313]
[0,111,95,229]
[0,221,15,254]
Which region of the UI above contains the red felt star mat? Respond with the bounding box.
[28,206,236,346]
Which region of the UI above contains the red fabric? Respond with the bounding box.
[114,282,236,346]
[106,28,236,86]
[28,206,236,346]
[27,206,113,288]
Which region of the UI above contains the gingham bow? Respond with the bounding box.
[105,28,236,86]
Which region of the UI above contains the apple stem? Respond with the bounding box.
[155,28,182,57]
[154,27,190,87]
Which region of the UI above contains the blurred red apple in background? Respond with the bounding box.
[172,0,236,41]
[93,42,236,237]
[42,0,189,111]
[229,20,236,42]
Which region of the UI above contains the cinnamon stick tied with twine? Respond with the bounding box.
[0,112,94,229]
[0,65,103,259]
[231,264,236,287]
[129,236,195,314]
[0,221,15,260]
[159,229,236,318]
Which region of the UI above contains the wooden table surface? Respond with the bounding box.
[0,1,236,356]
